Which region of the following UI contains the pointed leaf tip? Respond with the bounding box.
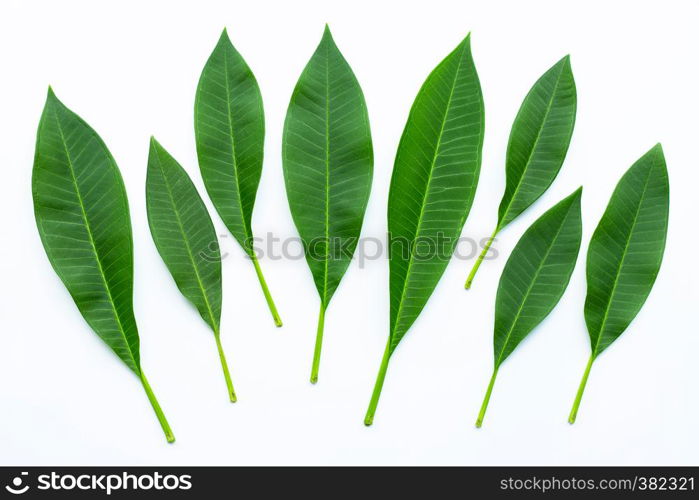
[217,27,232,47]
[322,24,334,42]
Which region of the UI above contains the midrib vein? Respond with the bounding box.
[155,149,219,335]
[591,164,654,356]
[54,112,138,371]
[391,48,465,342]
[322,42,331,306]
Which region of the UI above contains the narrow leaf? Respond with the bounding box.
[146,138,236,402]
[476,188,582,427]
[282,26,373,383]
[195,28,282,327]
[569,144,669,423]
[466,56,576,288]
[365,35,485,425]
[32,89,174,443]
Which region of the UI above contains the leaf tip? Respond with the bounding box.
[460,32,472,48]
[217,27,232,48]
[322,23,334,42]
[45,86,61,106]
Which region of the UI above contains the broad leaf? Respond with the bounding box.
[32,89,174,442]
[476,188,582,427]
[365,35,485,425]
[569,144,669,423]
[146,138,236,402]
[282,26,373,383]
[465,56,576,288]
[195,28,282,327]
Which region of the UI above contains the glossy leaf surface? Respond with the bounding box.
[365,35,485,425]
[569,144,669,424]
[146,138,236,402]
[387,35,484,351]
[32,90,174,441]
[498,56,577,228]
[195,28,264,254]
[465,56,576,288]
[195,28,282,326]
[585,145,669,355]
[475,188,582,427]
[33,90,140,373]
[494,188,582,365]
[282,26,373,383]
[283,26,372,307]
[146,138,222,334]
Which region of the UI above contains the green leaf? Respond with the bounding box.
[364,35,485,425]
[476,188,582,427]
[195,28,282,327]
[569,144,669,423]
[465,56,576,288]
[282,26,373,383]
[146,138,236,402]
[32,89,174,443]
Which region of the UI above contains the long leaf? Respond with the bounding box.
[476,188,582,427]
[364,35,485,425]
[195,28,282,327]
[282,26,373,383]
[146,138,236,402]
[32,89,174,443]
[569,144,669,423]
[465,56,576,288]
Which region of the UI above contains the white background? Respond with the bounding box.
[0,0,697,466]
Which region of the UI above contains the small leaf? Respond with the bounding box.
[32,89,174,443]
[569,144,669,423]
[282,26,373,383]
[195,28,282,327]
[476,188,582,427]
[364,35,485,425]
[146,138,236,402]
[465,56,576,288]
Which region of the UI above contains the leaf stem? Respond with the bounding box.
[250,253,283,327]
[568,354,595,424]
[364,340,392,426]
[139,372,175,443]
[310,303,326,384]
[475,367,499,428]
[214,331,237,402]
[465,227,498,289]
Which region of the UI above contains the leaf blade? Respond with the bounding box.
[494,188,582,366]
[195,28,282,327]
[146,138,222,334]
[585,144,669,356]
[282,26,373,306]
[32,89,140,373]
[498,56,577,228]
[194,29,264,254]
[388,35,485,351]
[465,56,576,289]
